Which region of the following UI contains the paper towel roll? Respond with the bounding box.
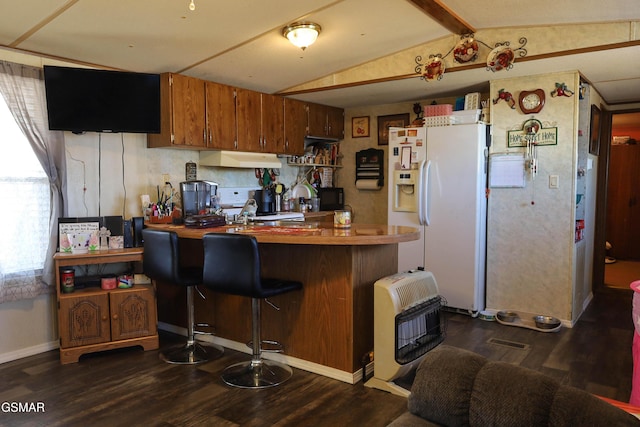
[355,179,381,190]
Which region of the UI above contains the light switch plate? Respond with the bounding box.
[549,175,559,189]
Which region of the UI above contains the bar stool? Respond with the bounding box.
[202,233,302,388]
[142,228,223,364]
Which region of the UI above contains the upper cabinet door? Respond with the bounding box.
[307,102,344,140]
[326,106,344,140]
[171,74,206,147]
[284,98,307,155]
[206,81,236,150]
[235,88,262,151]
[261,93,284,153]
[307,102,328,138]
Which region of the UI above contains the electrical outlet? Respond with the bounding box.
[162,173,170,183]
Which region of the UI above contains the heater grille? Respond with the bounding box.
[395,296,444,364]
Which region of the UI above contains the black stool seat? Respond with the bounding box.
[142,228,223,364]
[202,233,302,388]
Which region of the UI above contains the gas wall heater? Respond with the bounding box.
[365,270,444,397]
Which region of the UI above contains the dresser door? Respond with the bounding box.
[59,294,110,348]
[110,287,157,341]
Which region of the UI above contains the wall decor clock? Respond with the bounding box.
[518,89,545,114]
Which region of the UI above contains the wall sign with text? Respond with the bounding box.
[507,118,558,148]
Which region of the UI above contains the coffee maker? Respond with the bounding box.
[180,180,218,217]
[254,188,275,215]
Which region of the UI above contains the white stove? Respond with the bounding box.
[217,187,259,210]
[217,187,304,221]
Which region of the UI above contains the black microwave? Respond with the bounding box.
[317,187,344,211]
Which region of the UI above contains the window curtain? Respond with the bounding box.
[0,60,67,302]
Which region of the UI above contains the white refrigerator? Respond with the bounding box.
[387,123,488,314]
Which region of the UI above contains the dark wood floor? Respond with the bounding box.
[0,287,635,426]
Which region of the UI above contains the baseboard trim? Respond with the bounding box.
[158,322,360,384]
[0,341,59,365]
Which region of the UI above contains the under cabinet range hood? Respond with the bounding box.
[199,150,282,169]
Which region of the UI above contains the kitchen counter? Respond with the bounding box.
[145,221,419,383]
[144,222,419,245]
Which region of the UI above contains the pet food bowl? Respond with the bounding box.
[479,310,497,322]
[496,311,519,322]
[534,315,561,329]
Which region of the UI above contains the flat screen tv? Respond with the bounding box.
[43,65,161,134]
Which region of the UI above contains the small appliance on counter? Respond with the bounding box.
[180,180,218,218]
[254,188,276,215]
[317,187,344,211]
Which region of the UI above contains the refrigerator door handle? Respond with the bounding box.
[417,159,426,225]
[424,160,431,226]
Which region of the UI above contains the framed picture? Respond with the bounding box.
[352,116,370,138]
[377,113,410,145]
[589,104,601,156]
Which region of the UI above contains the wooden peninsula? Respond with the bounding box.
[145,221,419,383]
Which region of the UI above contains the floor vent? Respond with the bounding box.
[487,338,530,350]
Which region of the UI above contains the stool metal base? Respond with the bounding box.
[160,341,224,365]
[222,359,292,389]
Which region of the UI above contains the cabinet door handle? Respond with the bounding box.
[112,314,119,321]
[102,315,109,322]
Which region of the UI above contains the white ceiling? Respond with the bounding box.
[1,0,639,109]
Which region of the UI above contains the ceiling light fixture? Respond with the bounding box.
[282,22,321,50]
[189,0,195,11]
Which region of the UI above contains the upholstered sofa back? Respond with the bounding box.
[389,345,639,426]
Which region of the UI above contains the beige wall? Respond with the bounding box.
[486,70,588,322]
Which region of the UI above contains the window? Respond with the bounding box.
[0,95,50,300]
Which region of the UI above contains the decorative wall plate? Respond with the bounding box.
[423,57,445,81]
[453,37,479,63]
[487,46,515,72]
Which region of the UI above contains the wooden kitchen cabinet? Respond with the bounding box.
[307,102,344,140]
[235,88,262,151]
[147,72,341,152]
[236,88,284,153]
[147,73,206,148]
[53,249,158,364]
[205,83,303,154]
[283,97,306,155]
[326,106,345,140]
[261,93,285,153]
[205,81,236,150]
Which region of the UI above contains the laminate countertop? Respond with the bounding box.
[144,222,419,246]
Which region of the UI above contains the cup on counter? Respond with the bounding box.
[311,197,321,212]
[334,210,351,228]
